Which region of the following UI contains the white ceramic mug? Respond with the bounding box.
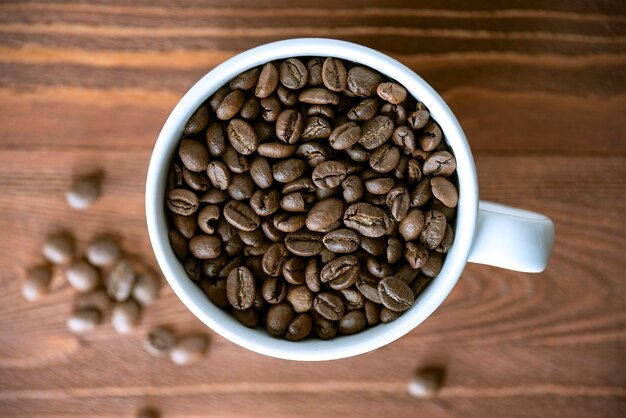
[146,38,554,361]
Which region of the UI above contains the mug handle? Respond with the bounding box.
[467,201,555,273]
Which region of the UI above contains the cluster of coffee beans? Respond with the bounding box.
[166,56,458,340]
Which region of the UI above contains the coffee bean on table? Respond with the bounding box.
[43,234,74,265]
[22,266,51,302]
[378,276,414,312]
[66,177,100,210]
[132,273,161,306]
[67,308,101,334]
[143,326,176,357]
[107,259,136,302]
[170,335,208,366]
[65,261,99,293]
[111,299,140,334]
[85,238,119,267]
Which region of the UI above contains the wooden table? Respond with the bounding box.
[1,1,625,417]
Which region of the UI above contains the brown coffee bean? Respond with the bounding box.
[407,159,423,183]
[262,243,289,277]
[204,123,226,158]
[239,96,261,120]
[307,105,334,119]
[199,188,228,205]
[183,256,201,281]
[168,229,188,260]
[381,103,407,126]
[255,63,279,98]
[215,217,237,242]
[106,259,135,302]
[111,299,140,334]
[366,257,393,279]
[408,102,430,130]
[279,58,308,89]
[435,224,454,253]
[285,230,324,257]
[420,209,447,250]
[266,303,293,336]
[282,177,316,194]
[222,145,250,173]
[365,177,395,195]
[272,212,306,233]
[254,121,275,142]
[344,202,392,238]
[182,167,209,192]
[230,67,260,91]
[183,105,209,135]
[347,66,384,97]
[378,276,414,312]
[364,300,381,325]
[238,228,265,247]
[347,98,378,122]
[380,307,401,323]
[262,96,282,123]
[377,82,407,104]
[421,251,443,277]
[272,158,306,183]
[394,154,409,180]
[370,144,401,173]
[228,173,255,201]
[301,116,332,140]
[226,119,259,155]
[312,161,347,190]
[318,57,347,92]
[296,141,332,167]
[216,90,245,120]
[392,126,416,155]
[276,109,304,144]
[200,278,229,307]
[279,257,305,285]
[338,176,362,204]
[226,266,255,310]
[179,139,209,173]
[233,308,259,328]
[143,326,176,357]
[85,238,119,267]
[261,219,286,243]
[313,292,345,321]
[209,85,231,112]
[423,151,456,177]
[286,313,313,341]
[75,288,110,316]
[405,242,429,269]
[170,335,208,366]
[345,144,371,162]
[399,208,425,241]
[167,189,199,216]
[22,266,51,302]
[411,274,433,297]
[202,254,227,278]
[338,311,366,335]
[66,176,100,210]
[286,285,313,313]
[302,259,319,293]
[245,156,272,190]
[277,84,298,106]
[386,186,410,222]
[67,307,101,334]
[197,205,219,235]
[206,161,231,191]
[430,176,458,208]
[66,261,99,293]
[359,115,394,150]
[356,271,382,303]
[298,88,339,105]
[383,237,402,265]
[418,121,443,152]
[189,235,221,260]
[173,212,199,240]
[329,121,361,150]
[410,177,432,207]
[223,234,244,256]
[321,255,360,290]
[306,198,345,232]
[314,313,338,339]
[359,236,386,257]
[322,229,360,254]
[223,200,260,232]
[257,142,296,160]
[249,189,280,217]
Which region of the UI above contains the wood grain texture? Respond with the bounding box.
[0,1,625,417]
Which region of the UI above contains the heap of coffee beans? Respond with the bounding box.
[166,56,458,340]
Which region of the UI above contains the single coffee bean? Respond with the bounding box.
[230,67,260,90]
[378,276,414,312]
[410,177,433,207]
[430,176,458,208]
[86,238,119,267]
[298,88,339,105]
[347,98,378,122]
[286,285,313,313]
[322,229,360,253]
[407,158,423,183]
[345,144,371,162]
[43,235,74,265]
[405,242,429,269]
[173,213,197,239]
[313,292,345,321]
[130,272,160,307]
[306,58,324,85]
[261,219,286,243]
[306,198,345,232]
[167,189,199,216]
[301,116,332,140]
[365,177,395,195]
[266,303,294,336]
[381,103,407,126]
[223,200,260,232]
[199,188,228,204]
[377,82,407,104]
[183,105,209,135]
[184,256,201,281]
[200,278,229,307]
[314,313,338,339]
[226,266,256,310]
[408,102,430,130]
[210,85,231,112]
[359,115,394,150]
[394,264,420,285]
[418,121,443,152]
[340,288,365,311]
[421,251,443,277]
[240,96,261,120]
[391,126,415,155]
[282,257,307,285]
[411,274,433,297]
[22,266,51,302]
[296,141,332,167]
[364,300,381,325]
[307,104,334,119]
[420,209,447,250]
[249,156,273,189]
[205,122,226,157]
[276,109,304,144]
[395,154,409,182]
[370,144,401,173]
[399,208,425,241]
[67,307,101,334]
[320,57,348,92]
[347,66,384,97]
[321,255,360,290]
[66,176,100,210]
[215,217,237,242]
[202,254,228,278]
[408,367,444,398]
[329,121,361,150]
[286,313,313,341]
[182,167,210,192]
[233,308,259,328]
[279,58,308,89]
[262,276,287,304]
[244,255,265,276]
[312,161,347,190]
[359,236,386,257]
[255,63,279,98]
[206,161,231,191]
[216,90,245,120]
[366,257,393,279]
[435,224,454,253]
[216,254,244,279]
[272,158,306,183]
[238,228,265,247]
[257,142,296,158]
[383,237,402,265]
[319,248,338,264]
[226,119,259,155]
[282,177,316,194]
[228,173,255,201]
[277,84,298,106]
[222,145,250,173]
[272,212,306,233]
[423,151,456,177]
[168,229,188,260]
[305,258,321,292]
[195,205,219,235]
[356,271,382,303]
[380,307,401,323]
[386,186,410,222]
[66,260,99,293]
[262,243,289,277]
[365,192,388,206]
[250,189,280,217]
[170,335,208,366]
[284,230,324,257]
[179,139,209,173]
[106,259,136,302]
[189,235,221,260]
[343,202,392,238]
[143,326,176,357]
[338,311,366,335]
[111,299,140,334]
[223,234,244,256]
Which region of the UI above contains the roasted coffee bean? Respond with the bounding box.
[280,192,307,212]
[395,264,420,285]
[223,234,245,256]
[286,313,313,341]
[303,259,320,292]
[75,288,110,318]
[282,257,307,285]
[339,175,363,204]
[312,161,347,189]
[282,177,317,194]
[255,63,279,98]
[365,193,388,206]
[370,144,401,173]
[298,88,339,105]
[247,156,272,190]
[206,161,231,191]
[279,58,308,89]
[316,186,339,201]
[381,103,407,126]
[329,121,360,150]
[272,158,306,183]
[345,144,371,162]
[378,276,414,312]
[306,198,345,232]
[261,219,286,243]
[170,335,208,366]
[418,121,443,152]
[347,98,378,122]
[364,300,381,325]
[167,189,199,216]
[314,314,338,339]
[227,119,259,155]
[340,288,365,311]
[257,142,296,159]
[202,254,228,278]
[411,274,433,296]
[302,116,332,140]
[223,200,260,232]
[199,188,228,204]
[359,236,386,257]
[423,151,456,177]
[238,228,265,247]
[392,126,416,155]
[200,278,229,307]
[319,248,338,264]
[359,115,394,150]
[189,235,221,259]
[321,57,348,92]
[296,142,332,167]
[216,90,245,120]
[143,326,176,357]
[395,155,409,181]
[210,85,231,112]
[435,224,454,253]
[347,66,384,97]
[420,209,447,250]
[233,308,259,328]
[307,105,334,119]
[217,254,244,280]
[408,102,430,130]
[67,308,101,334]
[179,139,209,173]
[421,251,443,278]
[107,259,135,302]
[285,230,324,256]
[386,186,410,222]
[245,242,271,256]
[262,243,289,277]
[366,257,393,279]
[183,256,201,281]
[254,120,275,141]
[197,205,220,234]
[365,177,395,195]
[344,202,392,238]
[338,311,366,335]
[322,229,360,254]
[385,237,403,264]
[228,173,255,201]
[244,256,264,277]
[22,266,51,302]
[399,208,425,241]
[276,109,304,144]
[66,176,100,210]
[222,145,250,173]
[215,217,237,242]
[380,307,401,323]
[205,122,227,157]
[356,271,382,303]
[410,177,432,207]
[286,285,313,313]
[169,229,189,260]
[272,212,306,233]
[377,82,407,104]
[407,159,423,183]
[250,189,280,217]
[86,238,119,267]
[182,167,210,192]
[306,58,324,85]
[226,266,255,310]
[66,261,99,293]
[183,105,209,135]
[111,299,140,334]
[230,67,260,91]
[277,84,298,106]
[405,242,429,269]
[321,255,360,290]
[430,176,458,208]
[266,303,293,336]
[240,96,261,120]
[167,162,183,193]
[313,292,345,321]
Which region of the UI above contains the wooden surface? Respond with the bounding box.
[1,1,625,417]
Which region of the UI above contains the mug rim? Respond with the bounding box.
[145,38,478,361]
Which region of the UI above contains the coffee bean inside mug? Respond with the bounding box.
[165,57,458,340]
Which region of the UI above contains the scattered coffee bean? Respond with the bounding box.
[132,273,160,307]
[75,288,111,313]
[143,326,176,357]
[85,238,120,267]
[106,259,136,302]
[67,307,101,334]
[170,335,208,366]
[65,260,99,293]
[43,234,74,265]
[66,177,100,210]
[22,266,51,302]
[111,299,140,334]
[408,368,445,398]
